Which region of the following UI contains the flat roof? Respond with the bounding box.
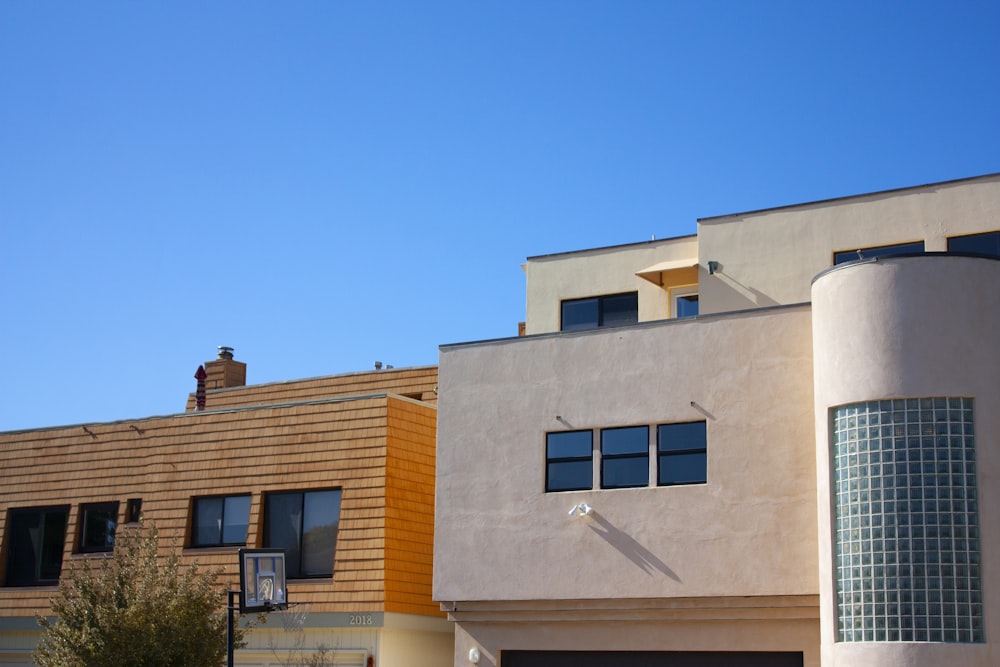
[526,232,696,262]
[698,171,1000,223]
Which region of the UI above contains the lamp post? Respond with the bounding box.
[227,590,239,667]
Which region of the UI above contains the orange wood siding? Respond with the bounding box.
[0,393,438,617]
[184,366,438,412]
[383,397,442,617]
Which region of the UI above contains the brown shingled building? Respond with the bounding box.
[0,349,452,666]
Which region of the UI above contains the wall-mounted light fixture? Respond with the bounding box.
[708,260,720,275]
[468,647,481,664]
[568,502,593,517]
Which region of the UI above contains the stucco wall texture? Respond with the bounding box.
[813,255,1000,666]
[436,305,817,603]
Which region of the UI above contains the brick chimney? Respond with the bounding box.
[204,346,246,389]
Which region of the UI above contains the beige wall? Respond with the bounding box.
[523,236,697,334]
[452,605,820,667]
[812,255,1000,665]
[435,305,817,604]
[698,173,1000,316]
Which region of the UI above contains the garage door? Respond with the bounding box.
[502,651,803,667]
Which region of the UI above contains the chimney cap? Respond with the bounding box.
[217,346,235,360]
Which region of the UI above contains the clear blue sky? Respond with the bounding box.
[2,2,998,431]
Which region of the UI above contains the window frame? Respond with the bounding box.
[263,489,342,580]
[668,284,699,319]
[560,292,639,332]
[190,494,252,548]
[947,230,1000,257]
[657,421,708,486]
[77,502,119,554]
[600,426,650,489]
[833,241,925,265]
[546,430,594,492]
[4,506,69,587]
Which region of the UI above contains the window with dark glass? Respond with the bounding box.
[833,241,925,265]
[191,495,251,547]
[948,230,1000,257]
[78,502,118,553]
[561,292,638,331]
[4,507,69,587]
[675,294,699,318]
[546,431,593,492]
[263,490,342,579]
[601,426,649,489]
[658,421,707,486]
[125,498,142,524]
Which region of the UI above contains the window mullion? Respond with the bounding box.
[592,430,601,489]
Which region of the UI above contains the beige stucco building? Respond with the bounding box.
[434,173,1000,666]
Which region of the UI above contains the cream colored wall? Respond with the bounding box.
[699,173,1000,316]
[0,628,36,665]
[523,236,697,334]
[379,627,454,667]
[435,305,816,604]
[236,624,376,666]
[812,255,1000,666]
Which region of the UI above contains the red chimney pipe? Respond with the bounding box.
[194,365,207,411]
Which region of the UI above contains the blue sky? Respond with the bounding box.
[2,2,998,431]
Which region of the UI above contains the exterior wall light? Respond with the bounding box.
[708,260,720,275]
[469,647,481,664]
[568,502,593,517]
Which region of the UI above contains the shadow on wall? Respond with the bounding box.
[587,514,681,581]
[709,263,780,311]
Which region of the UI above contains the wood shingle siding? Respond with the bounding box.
[0,368,440,621]
[183,366,438,412]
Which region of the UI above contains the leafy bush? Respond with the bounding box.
[35,524,241,667]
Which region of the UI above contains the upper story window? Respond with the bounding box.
[948,230,1000,257]
[674,293,698,318]
[191,495,251,548]
[834,241,925,265]
[4,506,69,587]
[546,430,594,492]
[78,502,118,554]
[601,426,649,489]
[658,421,708,486]
[546,421,707,492]
[263,489,342,579]
[561,292,638,331]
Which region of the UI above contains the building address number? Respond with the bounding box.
[349,614,374,626]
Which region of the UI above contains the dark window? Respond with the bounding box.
[601,426,649,489]
[125,498,142,524]
[948,230,1000,257]
[834,241,925,265]
[191,495,251,547]
[546,431,593,492]
[658,422,707,486]
[561,292,638,331]
[264,490,341,579]
[4,507,69,587]
[78,502,118,553]
[502,650,804,667]
[675,294,699,318]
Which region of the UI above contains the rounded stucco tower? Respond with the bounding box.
[812,253,1000,666]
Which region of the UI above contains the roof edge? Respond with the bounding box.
[698,171,1000,223]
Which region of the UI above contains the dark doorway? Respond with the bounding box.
[502,651,804,667]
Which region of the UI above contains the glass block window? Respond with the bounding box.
[832,398,982,643]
